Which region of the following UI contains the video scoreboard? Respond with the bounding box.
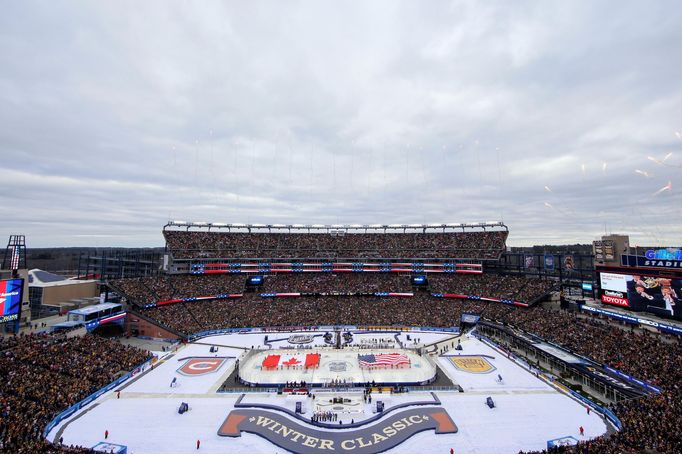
[0,278,24,324]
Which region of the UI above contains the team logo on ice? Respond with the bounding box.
[328,361,349,372]
[448,356,496,374]
[218,407,457,453]
[177,357,227,376]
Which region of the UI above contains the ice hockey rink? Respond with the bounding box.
[49,330,609,453]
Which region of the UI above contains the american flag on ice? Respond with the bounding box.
[358,353,409,368]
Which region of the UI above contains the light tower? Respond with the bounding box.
[1,235,30,334]
[2,235,27,271]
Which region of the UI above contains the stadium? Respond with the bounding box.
[2,4,681,453]
[2,223,681,454]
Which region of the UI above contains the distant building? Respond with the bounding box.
[28,269,100,318]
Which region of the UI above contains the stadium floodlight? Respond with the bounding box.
[349,224,362,228]
[331,224,343,228]
[212,222,228,227]
[408,224,421,227]
[231,223,247,227]
[271,223,286,227]
[369,224,383,228]
[428,223,443,227]
[171,220,188,225]
[388,224,401,228]
[312,224,325,228]
[194,221,208,226]
[251,223,266,228]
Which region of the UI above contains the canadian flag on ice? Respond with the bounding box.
[262,354,317,369]
[281,355,302,366]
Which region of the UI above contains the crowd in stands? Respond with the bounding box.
[111,273,555,309]
[429,274,555,302]
[0,333,152,453]
[143,294,459,334]
[260,273,413,293]
[163,230,508,259]
[482,306,682,453]
[140,291,543,336]
[111,275,246,306]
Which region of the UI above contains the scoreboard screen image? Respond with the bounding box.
[599,272,682,320]
[0,278,24,324]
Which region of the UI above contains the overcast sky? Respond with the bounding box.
[1,1,681,248]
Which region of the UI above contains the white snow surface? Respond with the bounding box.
[51,331,608,454]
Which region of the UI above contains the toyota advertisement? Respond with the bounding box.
[599,272,682,320]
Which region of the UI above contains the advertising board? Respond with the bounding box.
[599,272,681,319]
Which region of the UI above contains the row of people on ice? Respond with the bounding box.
[312,411,338,422]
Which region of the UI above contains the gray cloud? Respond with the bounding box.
[1,0,681,247]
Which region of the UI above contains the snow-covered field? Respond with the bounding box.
[50,330,608,454]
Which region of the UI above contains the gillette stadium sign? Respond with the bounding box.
[645,249,682,260]
[621,251,682,269]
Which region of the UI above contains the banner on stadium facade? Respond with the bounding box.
[543,254,555,271]
[563,255,574,272]
[155,294,243,307]
[435,293,528,307]
[524,255,536,269]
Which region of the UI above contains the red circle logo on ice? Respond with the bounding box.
[178,358,226,376]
